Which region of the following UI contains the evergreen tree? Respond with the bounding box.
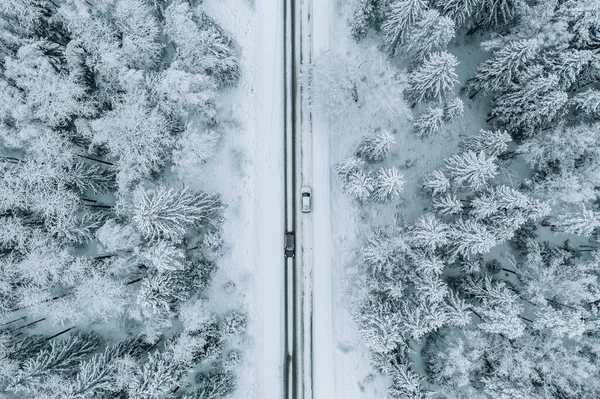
[448,219,498,259]
[194,370,236,399]
[350,0,377,41]
[492,74,568,133]
[355,130,396,163]
[462,39,541,95]
[433,0,484,28]
[413,106,445,138]
[9,333,100,394]
[460,129,511,157]
[405,9,455,61]
[409,214,449,253]
[407,51,459,105]
[334,157,367,183]
[127,351,188,399]
[554,205,600,236]
[131,186,224,242]
[442,97,464,122]
[372,167,405,202]
[444,151,498,189]
[343,170,374,203]
[421,169,450,196]
[382,0,428,55]
[164,1,240,86]
[432,193,463,215]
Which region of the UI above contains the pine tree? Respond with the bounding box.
[462,39,541,95]
[127,351,188,399]
[444,151,498,189]
[460,129,511,157]
[433,0,484,28]
[405,9,455,61]
[164,1,240,86]
[372,167,405,202]
[334,157,367,183]
[492,75,568,133]
[194,370,236,399]
[150,69,218,121]
[547,49,595,90]
[573,89,600,116]
[409,214,449,253]
[476,0,520,29]
[131,186,224,242]
[442,97,464,122]
[221,310,247,338]
[89,91,173,190]
[382,0,428,55]
[448,219,498,258]
[432,193,463,215]
[413,106,445,138]
[554,205,600,236]
[421,169,450,196]
[343,170,374,203]
[350,0,376,41]
[9,333,100,393]
[355,130,396,163]
[407,51,459,105]
[463,276,525,339]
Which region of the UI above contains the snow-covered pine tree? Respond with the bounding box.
[405,9,455,61]
[492,74,569,134]
[409,214,449,253]
[194,370,237,399]
[381,0,428,55]
[407,51,459,105]
[350,0,376,41]
[432,0,484,28]
[432,193,463,215]
[89,91,173,190]
[343,169,374,203]
[573,89,600,116]
[8,333,100,394]
[554,205,600,236]
[127,351,188,399]
[131,186,224,242]
[355,130,396,163]
[462,276,525,339]
[221,310,247,338]
[164,1,240,86]
[372,166,405,202]
[422,169,450,196]
[448,219,498,259]
[334,156,367,183]
[475,0,521,30]
[460,129,511,157]
[442,97,464,122]
[413,106,445,138]
[444,151,498,189]
[462,38,541,96]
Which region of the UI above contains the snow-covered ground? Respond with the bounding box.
[202,1,285,398]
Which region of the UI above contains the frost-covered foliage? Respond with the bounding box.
[341,0,600,397]
[0,0,244,397]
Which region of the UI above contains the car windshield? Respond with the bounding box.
[302,193,309,196]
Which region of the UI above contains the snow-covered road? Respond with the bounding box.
[300,0,335,398]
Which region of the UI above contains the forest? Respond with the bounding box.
[307,0,600,397]
[0,0,245,398]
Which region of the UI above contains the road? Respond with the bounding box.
[285,0,334,398]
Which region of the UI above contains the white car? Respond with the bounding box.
[301,187,311,213]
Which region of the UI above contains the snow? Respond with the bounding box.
[305,0,338,397]
[200,0,285,398]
